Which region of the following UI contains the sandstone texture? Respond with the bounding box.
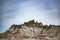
[0,20,60,40]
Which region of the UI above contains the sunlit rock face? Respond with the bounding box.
[10,26,60,40]
[0,20,60,40]
[11,26,43,40]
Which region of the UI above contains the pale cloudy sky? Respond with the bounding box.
[0,0,60,33]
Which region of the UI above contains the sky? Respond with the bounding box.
[0,0,60,33]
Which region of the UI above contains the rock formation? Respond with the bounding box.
[0,20,60,40]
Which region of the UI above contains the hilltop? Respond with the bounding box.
[0,20,60,40]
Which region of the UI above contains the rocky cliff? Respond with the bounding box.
[0,20,60,40]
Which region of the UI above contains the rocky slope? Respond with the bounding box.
[0,20,60,40]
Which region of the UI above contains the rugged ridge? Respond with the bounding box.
[0,20,60,40]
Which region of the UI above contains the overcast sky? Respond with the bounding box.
[0,0,60,33]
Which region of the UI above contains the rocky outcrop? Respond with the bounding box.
[0,20,60,40]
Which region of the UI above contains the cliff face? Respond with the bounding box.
[0,20,60,40]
